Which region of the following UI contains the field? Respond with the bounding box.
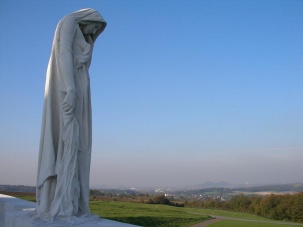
[9,194,303,227]
[12,195,36,202]
[185,208,270,221]
[90,200,210,226]
[208,220,302,227]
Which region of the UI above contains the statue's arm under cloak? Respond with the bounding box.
[58,17,77,113]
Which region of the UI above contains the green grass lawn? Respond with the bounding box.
[208,220,301,227]
[90,200,210,226]
[185,208,303,226]
[13,195,36,202]
[185,207,270,221]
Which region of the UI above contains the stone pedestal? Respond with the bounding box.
[0,194,139,227]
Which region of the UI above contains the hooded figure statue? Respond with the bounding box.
[36,8,106,220]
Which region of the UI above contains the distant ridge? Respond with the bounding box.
[0,185,35,193]
[194,181,232,188]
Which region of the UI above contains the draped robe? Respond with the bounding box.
[36,9,106,219]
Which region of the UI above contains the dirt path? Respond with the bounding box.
[191,218,222,227]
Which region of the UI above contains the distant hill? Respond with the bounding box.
[195,181,232,188]
[173,183,303,198]
[0,185,35,193]
[235,183,303,193]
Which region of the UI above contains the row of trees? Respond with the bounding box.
[185,192,303,223]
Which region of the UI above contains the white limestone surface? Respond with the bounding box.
[0,194,139,227]
[37,8,107,218]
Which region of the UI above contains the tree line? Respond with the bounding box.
[185,192,303,223]
[146,194,184,207]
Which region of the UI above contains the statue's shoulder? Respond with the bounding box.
[56,15,77,38]
[59,15,77,27]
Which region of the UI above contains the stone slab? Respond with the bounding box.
[0,194,139,227]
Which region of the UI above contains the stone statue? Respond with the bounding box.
[36,8,106,221]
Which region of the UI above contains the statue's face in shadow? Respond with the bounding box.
[81,23,103,35]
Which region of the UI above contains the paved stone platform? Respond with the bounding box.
[0,194,139,227]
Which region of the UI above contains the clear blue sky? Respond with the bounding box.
[0,0,302,188]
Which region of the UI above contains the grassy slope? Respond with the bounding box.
[186,208,303,226]
[208,220,301,227]
[12,195,36,202]
[90,200,210,227]
[185,207,270,221]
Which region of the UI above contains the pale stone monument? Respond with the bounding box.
[0,8,139,227]
[36,8,106,221]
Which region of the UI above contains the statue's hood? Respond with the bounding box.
[70,8,107,42]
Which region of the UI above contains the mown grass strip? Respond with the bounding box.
[184,207,270,221]
[208,220,302,227]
